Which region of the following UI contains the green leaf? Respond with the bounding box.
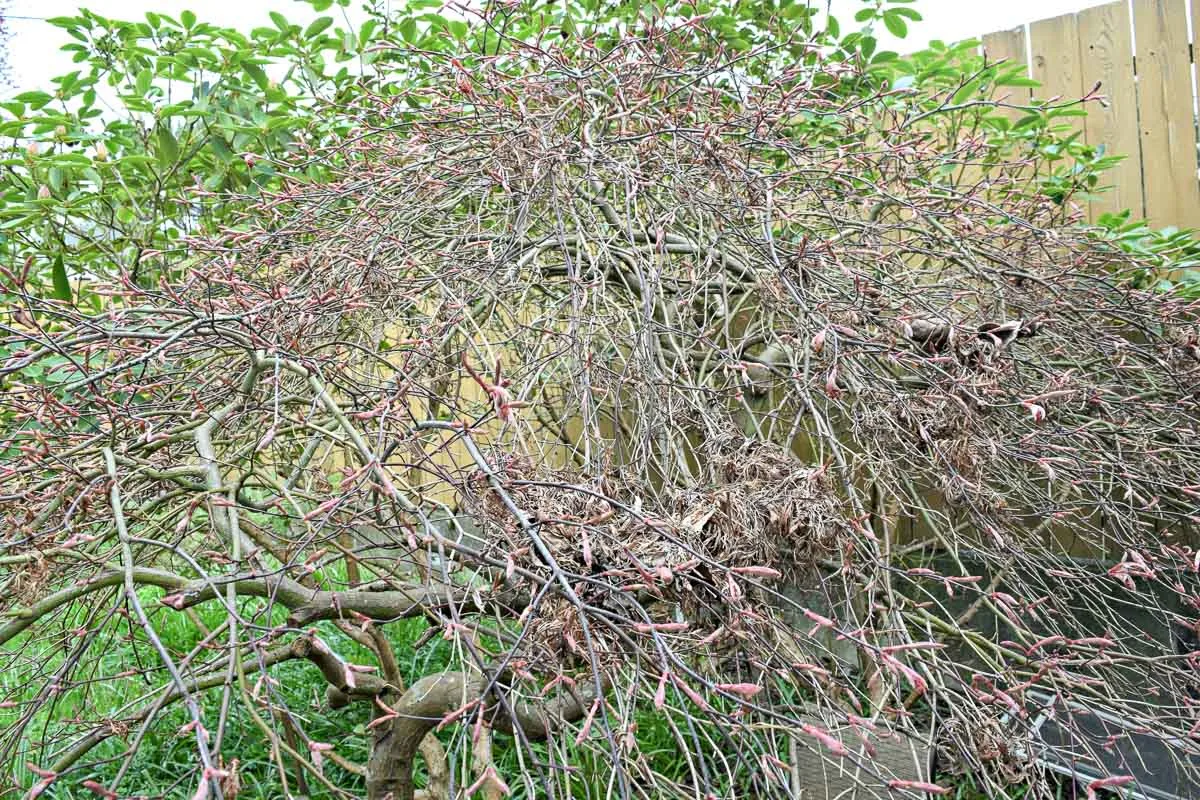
[209,134,234,162]
[269,11,289,31]
[399,18,418,43]
[1012,113,1041,130]
[883,11,907,38]
[136,68,152,96]
[952,77,982,105]
[15,91,53,109]
[243,61,269,90]
[156,124,179,170]
[181,10,196,28]
[305,17,333,38]
[51,255,72,303]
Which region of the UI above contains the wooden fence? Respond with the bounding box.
[978,0,1200,229]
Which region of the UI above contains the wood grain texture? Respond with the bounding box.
[982,26,1030,121]
[977,28,1033,204]
[791,704,932,799]
[1030,11,1087,145]
[1133,0,1200,228]
[1078,0,1142,220]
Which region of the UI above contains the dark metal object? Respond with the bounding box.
[1012,691,1200,800]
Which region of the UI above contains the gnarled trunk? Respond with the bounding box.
[364,671,597,800]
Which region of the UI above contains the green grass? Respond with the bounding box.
[2,573,1049,799]
[1,585,396,798]
[2,587,744,799]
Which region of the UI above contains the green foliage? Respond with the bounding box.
[0,5,370,293]
[0,0,1148,303]
[871,38,1116,205]
[1,589,405,796]
[872,28,1200,291]
[3,0,1191,311]
[0,1,716,297]
[0,0,843,321]
[1093,211,1200,297]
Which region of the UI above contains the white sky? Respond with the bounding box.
[3,0,1117,96]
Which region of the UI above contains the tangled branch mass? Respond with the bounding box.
[3,18,1199,800]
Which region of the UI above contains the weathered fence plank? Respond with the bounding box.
[1132,0,1200,228]
[981,26,1030,121]
[1190,0,1200,218]
[1030,12,1088,152]
[974,0,1200,230]
[1077,0,1143,220]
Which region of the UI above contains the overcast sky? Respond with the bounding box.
[3,0,1132,96]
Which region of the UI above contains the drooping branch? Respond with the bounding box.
[160,571,484,626]
[0,566,489,649]
[47,641,300,777]
[0,567,188,647]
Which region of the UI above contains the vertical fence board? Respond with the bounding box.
[1132,0,1200,229]
[1189,0,1200,225]
[982,26,1031,121]
[1030,12,1088,152]
[1078,0,1143,221]
[979,27,1033,204]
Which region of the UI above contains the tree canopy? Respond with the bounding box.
[3,2,1199,799]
